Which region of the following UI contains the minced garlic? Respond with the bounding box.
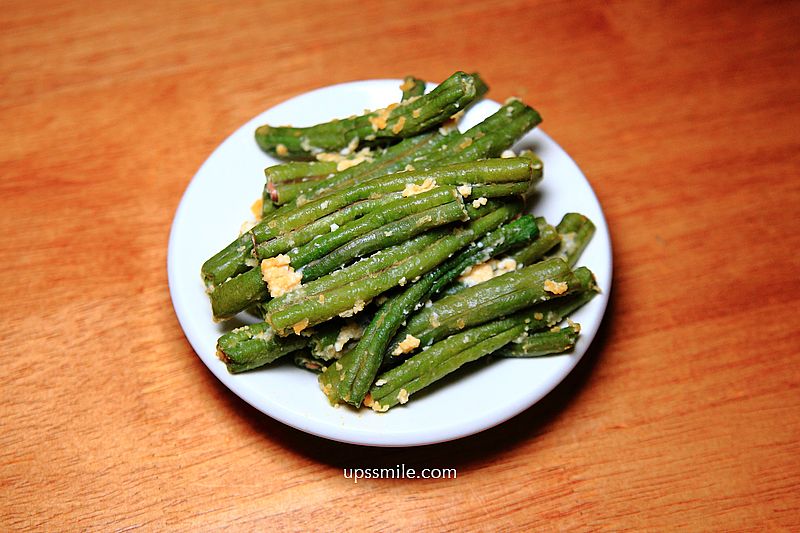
[334,321,363,352]
[402,178,437,197]
[397,389,409,404]
[369,108,391,131]
[458,262,494,287]
[392,334,420,356]
[275,144,288,156]
[495,258,517,274]
[458,257,517,287]
[337,157,364,171]
[501,149,516,158]
[260,255,302,297]
[543,279,568,295]
[292,318,310,335]
[338,299,366,318]
[471,197,488,208]
[250,198,263,219]
[399,78,415,92]
[392,116,407,134]
[315,152,341,162]
[371,401,390,413]
[412,108,421,118]
[457,184,472,197]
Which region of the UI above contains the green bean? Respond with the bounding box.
[255,71,486,159]
[319,215,539,406]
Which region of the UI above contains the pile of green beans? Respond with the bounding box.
[205,72,600,412]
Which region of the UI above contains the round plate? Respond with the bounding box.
[168,79,612,447]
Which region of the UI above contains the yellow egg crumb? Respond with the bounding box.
[260,255,302,297]
[402,178,437,197]
[392,116,407,134]
[338,299,366,318]
[334,321,363,352]
[392,334,421,356]
[371,401,390,413]
[397,389,409,404]
[368,108,391,131]
[250,198,263,219]
[471,197,488,209]
[543,279,568,295]
[292,318,309,335]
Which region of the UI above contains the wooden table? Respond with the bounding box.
[2,0,798,529]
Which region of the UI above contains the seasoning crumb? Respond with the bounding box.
[392,334,420,355]
[260,255,302,297]
[402,178,437,197]
[369,108,391,131]
[251,198,264,219]
[543,279,568,295]
[338,299,366,318]
[397,389,409,404]
[334,321,363,351]
[276,144,288,156]
[471,197,488,209]
[391,116,407,134]
[458,262,493,286]
[371,401,390,413]
[292,318,310,335]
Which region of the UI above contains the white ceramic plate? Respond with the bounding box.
[168,79,612,447]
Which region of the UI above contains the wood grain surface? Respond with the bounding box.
[2,0,799,530]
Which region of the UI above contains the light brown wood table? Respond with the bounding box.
[1,0,798,530]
